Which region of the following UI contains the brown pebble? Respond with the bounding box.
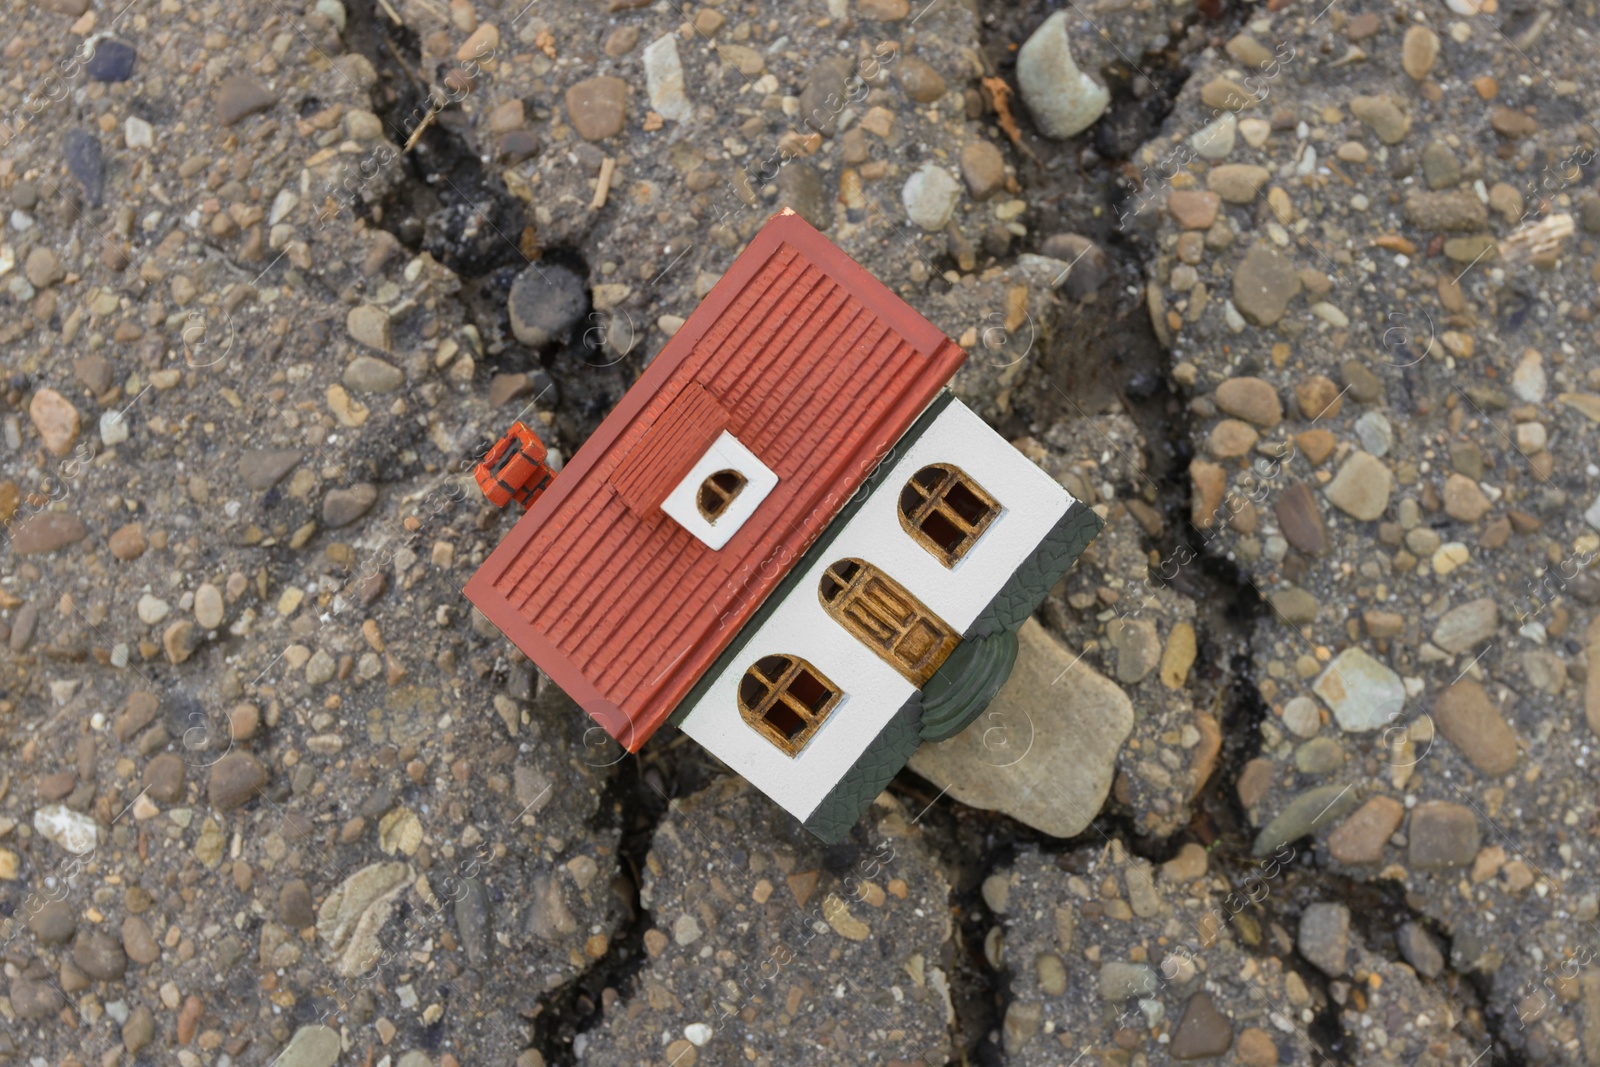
[216,74,275,125]
[208,752,268,811]
[1167,189,1221,230]
[1409,801,1481,869]
[11,512,88,555]
[123,1005,156,1052]
[1480,515,1510,549]
[1401,25,1439,80]
[1207,418,1259,459]
[603,25,639,56]
[279,879,316,928]
[1507,509,1540,534]
[857,0,909,17]
[565,76,628,141]
[1189,460,1227,528]
[1236,757,1274,809]
[1275,482,1329,556]
[116,691,159,742]
[177,994,203,1044]
[121,915,161,965]
[1442,473,1491,523]
[1170,989,1234,1058]
[1345,12,1381,39]
[1236,1027,1279,1066]
[109,521,148,560]
[1295,429,1336,466]
[36,771,77,801]
[896,56,946,102]
[28,900,77,944]
[164,619,199,664]
[959,139,1006,201]
[1327,795,1404,864]
[1215,377,1283,427]
[9,977,66,1019]
[142,753,186,803]
[1489,106,1538,138]
[228,702,261,741]
[1294,374,1343,421]
[23,247,64,289]
[488,373,533,407]
[1433,681,1519,775]
[72,929,127,980]
[1363,610,1404,637]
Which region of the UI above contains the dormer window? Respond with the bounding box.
[698,470,747,522]
[660,430,778,550]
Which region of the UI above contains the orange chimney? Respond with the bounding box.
[475,422,556,511]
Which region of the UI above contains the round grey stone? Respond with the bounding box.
[509,264,587,348]
[1297,902,1350,976]
[902,164,961,231]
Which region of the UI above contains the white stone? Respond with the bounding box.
[124,117,153,149]
[314,0,346,31]
[1190,114,1236,160]
[901,164,962,231]
[1016,12,1109,139]
[1310,302,1350,328]
[642,35,694,124]
[1313,647,1405,733]
[1282,695,1322,738]
[1511,349,1546,403]
[137,594,171,624]
[1586,492,1600,531]
[1354,411,1393,457]
[1239,117,1272,147]
[34,803,100,854]
[269,188,300,226]
[99,410,129,446]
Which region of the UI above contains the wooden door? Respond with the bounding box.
[819,558,959,686]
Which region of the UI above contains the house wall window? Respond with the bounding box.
[738,654,841,756]
[697,469,747,522]
[898,463,1001,567]
[818,558,959,686]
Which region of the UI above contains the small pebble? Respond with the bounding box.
[86,38,136,82]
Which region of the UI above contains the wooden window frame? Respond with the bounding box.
[697,469,748,522]
[737,654,841,756]
[898,463,1001,567]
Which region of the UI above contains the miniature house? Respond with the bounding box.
[465,211,1102,842]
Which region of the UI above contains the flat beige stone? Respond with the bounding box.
[907,619,1133,838]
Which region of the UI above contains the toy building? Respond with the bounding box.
[465,211,1102,842]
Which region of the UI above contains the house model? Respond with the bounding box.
[464,211,1103,843]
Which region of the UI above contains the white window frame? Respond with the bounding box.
[660,430,778,549]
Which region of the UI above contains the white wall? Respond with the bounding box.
[678,399,1075,821]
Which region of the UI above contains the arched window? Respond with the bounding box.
[698,469,747,522]
[738,654,841,756]
[898,463,1001,566]
[819,559,958,686]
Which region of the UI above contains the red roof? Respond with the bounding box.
[464,212,967,750]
